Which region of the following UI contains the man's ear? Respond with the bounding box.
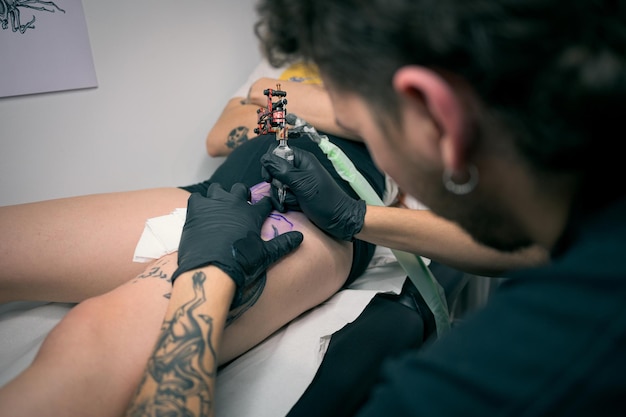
[392,66,467,172]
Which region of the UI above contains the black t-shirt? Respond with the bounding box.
[357,197,626,416]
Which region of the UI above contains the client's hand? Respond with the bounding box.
[261,146,366,241]
[172,183,303,310]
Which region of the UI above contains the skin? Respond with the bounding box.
[0,184,351,416]
[0,188,191,303]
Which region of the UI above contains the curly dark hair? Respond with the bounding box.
[255,0,626,200]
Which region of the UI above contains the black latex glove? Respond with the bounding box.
[172,183,304,310]
[260,146,366,241]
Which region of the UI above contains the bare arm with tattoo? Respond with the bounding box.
[127,183,303,416]
[206,97,261,157]
[126,266,234,417]
[206,75,359,158]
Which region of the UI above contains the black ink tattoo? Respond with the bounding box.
[131,261,172,300]
[134,257,173,281]
[226,126,249,150]
[128,271,217,417]
[135,266,169,282]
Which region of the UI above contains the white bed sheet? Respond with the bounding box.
[0,252,408,416]
[0,301,75,387]
[215,260,407,416]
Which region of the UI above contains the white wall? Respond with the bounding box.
[0,0,262,206]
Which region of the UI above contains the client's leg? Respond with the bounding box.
[0,255,174,417]
[0,210,352,416]
[220,210,352,363]
[0,188,190,303]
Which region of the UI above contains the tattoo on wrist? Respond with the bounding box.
[127,271,217,416]
[226,126,249,149]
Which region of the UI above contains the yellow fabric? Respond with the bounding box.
[279,62,322,85]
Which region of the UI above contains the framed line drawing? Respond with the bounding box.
[0,0,98,98]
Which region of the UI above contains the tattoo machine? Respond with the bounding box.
[256,84,294,205]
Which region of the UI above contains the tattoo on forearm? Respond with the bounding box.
[226,126,249,150]
[127,271,217,417]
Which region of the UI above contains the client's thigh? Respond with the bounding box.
[219,210,352,364]
[0,187,191,303]
[0,255,174,417]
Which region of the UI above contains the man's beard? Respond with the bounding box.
[423,178,534,253]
